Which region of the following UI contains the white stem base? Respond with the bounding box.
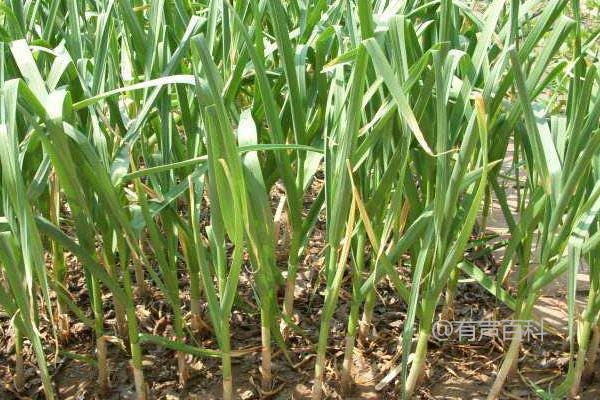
[312,357,324,400]
[178,351,189,385]
[97,336,110,394]
[261,324,272,390]
[14,350,24,392]
[487,325,522,400]
[131,363,147,400]
[584,325,600,380]
[341,334,356,394]
[405,330,429,397]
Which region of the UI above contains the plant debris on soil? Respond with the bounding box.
[1,180,599,399]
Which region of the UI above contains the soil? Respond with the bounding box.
[1,173,599,399]
[2,254,599,399]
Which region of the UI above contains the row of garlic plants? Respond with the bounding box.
[0,0,599,399]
